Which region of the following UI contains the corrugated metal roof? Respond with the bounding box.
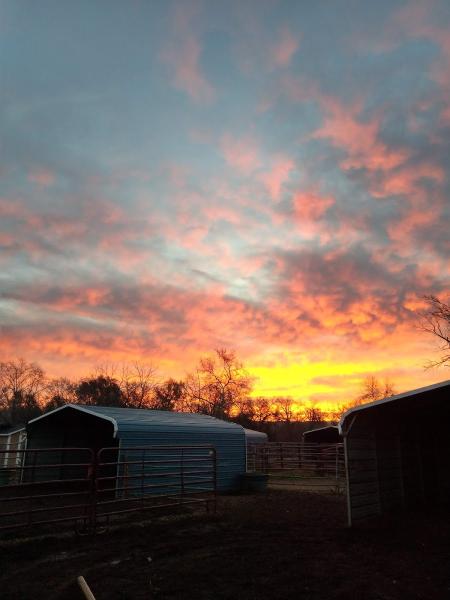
[82,405,243,431]
[29,404,244,436]
[244,428,268,443]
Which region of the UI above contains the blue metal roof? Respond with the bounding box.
[75,404,244,435]
[244,428,268,444]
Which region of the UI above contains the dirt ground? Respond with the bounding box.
[1,489,450,600]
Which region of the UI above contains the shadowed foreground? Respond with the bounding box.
[1,490,449,599]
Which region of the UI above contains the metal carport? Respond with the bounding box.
[339,380,450,525]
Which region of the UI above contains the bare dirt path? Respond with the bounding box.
[1,490,449,599]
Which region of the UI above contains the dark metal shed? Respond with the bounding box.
[27,405,247,492]
[339,380,450,525]
[302,425,341,444]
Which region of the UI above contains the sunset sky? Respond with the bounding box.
[1,1,450,409]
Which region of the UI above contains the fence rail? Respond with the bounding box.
[0,445,216,534]
[248,442,345,493]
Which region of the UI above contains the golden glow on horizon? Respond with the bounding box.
[12,331,444,414]
[247,358,379,403]
[247,349,443,410]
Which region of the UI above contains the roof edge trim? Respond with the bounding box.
[303,425,339,436]
[28,404,119,437]
[339,379,450,435]
[0,426,26,436]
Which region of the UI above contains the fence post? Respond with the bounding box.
[180,448,185,505]
[141,449,145,508]
[89,449,97,533]
[335,445,339,481]
[212,448,217,513]
[31,448,38,483]
[26,450,39,526]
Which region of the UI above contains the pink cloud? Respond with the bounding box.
[28,169,55,187]
[220,134,261,174]
[392,2,450,90]
[259,157,294,201]
[161,4,215,104]
[280,78,414,181]
[370,162,445,199]
[312,96,409,172]
[203,205,242,225]
[386,196,442,245]
[439,104,450,125]
[293,190,335,221]
[0,198,24,219]
[270,27,299,68]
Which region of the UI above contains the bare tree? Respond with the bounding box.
[357,375,381,404]
[250,397,273,424]
[326,403,350,424]
[119,363,158,409]
[272,397,296,422]
[75,375,124,407]
[184,348,254,419]
[419,294,450,367]
[0,358,46,424]
[356,375,396,406]
[94,362,159,409]
[232,396,255,427]
[153,379,185,411]
[302,406,324,423]
[43,377,77,411]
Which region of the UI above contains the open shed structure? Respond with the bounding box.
[340,380,450,525]
[27,405,247,492]
[302,425,341,444]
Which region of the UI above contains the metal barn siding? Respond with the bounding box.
[0,427,26,467]
[28,405,246,492]
[340,380,450,526]
[0,427,26,484]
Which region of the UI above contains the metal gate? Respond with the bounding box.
[248,442,345,493]
[0,445,217,534]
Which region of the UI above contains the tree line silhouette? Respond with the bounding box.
[3,294,448,432]
[0,349,334,429]
[0,348,399,436]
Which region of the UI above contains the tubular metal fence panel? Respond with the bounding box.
[0,445,216,535]
[0,447,94,532]
[94,445,217,522]
[248,442,346,493]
